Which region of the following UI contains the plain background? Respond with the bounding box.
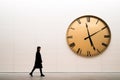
[0,0,120,72]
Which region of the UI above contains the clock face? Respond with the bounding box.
[66,15,111,57]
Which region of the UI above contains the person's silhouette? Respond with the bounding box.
[29,46,45,77]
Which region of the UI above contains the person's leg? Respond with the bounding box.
[39,68,45,77]
[29,67,35,77]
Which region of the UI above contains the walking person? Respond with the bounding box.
[29,46,45,77]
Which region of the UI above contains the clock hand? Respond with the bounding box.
[85,23,96,50]
[84,26,107,40]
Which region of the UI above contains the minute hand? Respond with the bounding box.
[84,26,107,40]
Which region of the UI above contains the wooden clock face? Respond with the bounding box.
[66,15,111,57]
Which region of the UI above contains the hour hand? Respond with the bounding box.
[85,23,96,50]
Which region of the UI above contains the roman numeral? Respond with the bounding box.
[67,36,73,38]
[102,43,108,47]
[69,27,75,30]
[87,51,91,56]
[87,17,90,22]
[104,35,110,38]
[69,42,75,48]
[96,19,99,24]
[97,49,100,53]
[77,19,81,24]
[77,48,82,54]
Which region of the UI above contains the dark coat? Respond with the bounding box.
[34,51,43,68]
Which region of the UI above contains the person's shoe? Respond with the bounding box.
[41,74,45,77]
[29,73,33,77]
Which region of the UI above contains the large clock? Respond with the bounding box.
[66,15,111,57]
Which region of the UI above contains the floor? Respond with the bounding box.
[0,72,120,80]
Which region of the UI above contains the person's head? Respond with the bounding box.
[37,46,41,51]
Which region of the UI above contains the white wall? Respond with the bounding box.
[0,0,120,72]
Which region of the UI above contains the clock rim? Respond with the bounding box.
[66,15,111,57]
